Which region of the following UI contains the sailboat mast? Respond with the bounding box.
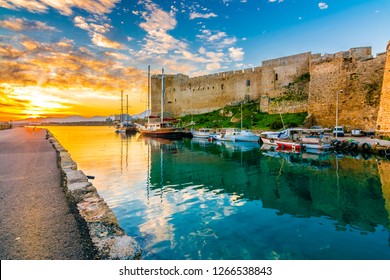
[161,68,164,124]
[241,102,243,130]
[147,65,150,125]
[121,90,123,123]
[126,94,129,122]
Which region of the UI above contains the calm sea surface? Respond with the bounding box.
[46,126,390,260]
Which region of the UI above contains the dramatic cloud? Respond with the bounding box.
[91,33,124,49]
[73,16,123,49]
[73,16,112,34]
[0,0,120,16]
[138,1,187,55]
[189,12,218,20]
[318,2,328,10]
[0,17,57,32]
[228,47,244,61]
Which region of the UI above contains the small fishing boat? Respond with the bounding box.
[235,130,260,142]
[213,128,240,142]
[301,128,332,151]
[191,128,215,138]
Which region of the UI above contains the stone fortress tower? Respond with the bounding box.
[376,41,390,137]
[151,41,390,135]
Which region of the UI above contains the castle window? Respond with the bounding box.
[207,87,209,90]
[221,84,224,90]
[246,80,250,87]
[212,86,214,89]
[275,73,278,81]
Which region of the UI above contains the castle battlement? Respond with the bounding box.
[150,43,388,133]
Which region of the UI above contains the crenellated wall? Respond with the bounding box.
[151,44,388,132]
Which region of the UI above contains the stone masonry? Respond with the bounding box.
[376,41,390,137]
[151,43,390,134]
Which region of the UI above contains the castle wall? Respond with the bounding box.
[150,45,387,131]
[151,68,263,117]
[260,52,311,98]
[376,42,390,136]
[308,47,386,131]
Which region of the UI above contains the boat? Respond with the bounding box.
[212,103,259,142]
[115,91,138,134]
[235,130,260,142]
[191,128,215,138]
[271,128,304,151]
[139,67,187,139]
[301,129,332,151]
[213,128,240,142]
[259,129,289,146]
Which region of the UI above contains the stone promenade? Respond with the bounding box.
[0,127,94,259]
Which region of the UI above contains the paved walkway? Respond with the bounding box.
[0,127,93,259]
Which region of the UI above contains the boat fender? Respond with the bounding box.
[270,139,274,143]
[362,153,371,160]
[331,139,340,146]
[361,143,371,152]
[348,142,358,151]
[378,149,386,157]
[335,140,344,148]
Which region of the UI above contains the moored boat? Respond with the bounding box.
[139,122,186,139]
[191,128,215,138]
[140,67,187,139]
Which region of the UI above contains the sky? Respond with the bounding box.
[0,0,389,121]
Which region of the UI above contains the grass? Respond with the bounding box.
[179,101,307,131]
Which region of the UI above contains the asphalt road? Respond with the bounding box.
[0,127,93,259]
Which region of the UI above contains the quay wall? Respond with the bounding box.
[46,130,141,260]
[151,43,390,133]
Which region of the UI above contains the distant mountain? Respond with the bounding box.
[132,110,150,119]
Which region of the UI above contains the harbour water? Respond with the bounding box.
[47,126,390,260]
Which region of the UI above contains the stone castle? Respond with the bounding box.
[151,41,390,135]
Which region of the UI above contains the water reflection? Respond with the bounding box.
[45,126,390,259]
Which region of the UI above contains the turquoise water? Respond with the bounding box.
[47,126,390,260]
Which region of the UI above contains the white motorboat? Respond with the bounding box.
[191,128,215,138]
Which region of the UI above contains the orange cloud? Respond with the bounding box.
[0,0,120,16]
[0,17,57,31]
[0,37,148,121]
[91,33,124,49]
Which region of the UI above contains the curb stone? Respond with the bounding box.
[46,130,142,260]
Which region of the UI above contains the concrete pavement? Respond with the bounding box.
[0,127,94,259]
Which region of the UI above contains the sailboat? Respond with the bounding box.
[212,102,259,142]
[115,91,137,134]
[139,67,186,139]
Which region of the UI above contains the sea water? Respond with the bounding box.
[47,126,390,260]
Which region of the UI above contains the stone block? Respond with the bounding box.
[64,169,88,184]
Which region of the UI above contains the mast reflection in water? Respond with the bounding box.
[47,126,390,260]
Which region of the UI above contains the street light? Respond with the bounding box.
[335,89,343,139]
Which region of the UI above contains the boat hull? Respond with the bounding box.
[275,140,302,151]
[260,137,278,146]
[140,129,186,139]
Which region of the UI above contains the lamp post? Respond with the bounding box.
[335,90,343,139]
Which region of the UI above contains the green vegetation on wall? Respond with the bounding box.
[271,72,310,103]
[364,82,381,106]
[179,101,307,130]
